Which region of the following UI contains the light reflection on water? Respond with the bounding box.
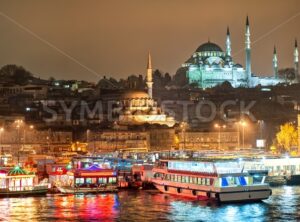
[0,187,300,221]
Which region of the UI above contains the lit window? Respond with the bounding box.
[189,177,193,184]
[171,175,175,181]
[109,177,117,184]
[75,178,84,184]
[98,178,107,184]
[206,178,210,186]
[197,178,202,185]
[221,178,229,187]
[185,176,189,183]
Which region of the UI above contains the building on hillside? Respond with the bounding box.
[178,131,239,151]
[87,130,150,153]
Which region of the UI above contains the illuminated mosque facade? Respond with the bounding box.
[182,16,299,89]
[117,53,175,127]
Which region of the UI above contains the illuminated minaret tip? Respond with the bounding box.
[295,39,299,82]
[226,26,231,57]
[245,15,251,86]
[273,45,278,78]
[146,52,153,98]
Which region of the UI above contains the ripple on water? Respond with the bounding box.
[0,187,300,221]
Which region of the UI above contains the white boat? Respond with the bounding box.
[152,160,272,203]
[243,157,300,185]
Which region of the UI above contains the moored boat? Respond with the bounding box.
[0,166,48,197]
[152,160,272,203]
[57,164,118,194]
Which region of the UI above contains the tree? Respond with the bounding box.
[0,64,33,85]
[276,123,298,152]
[278,68,295,81]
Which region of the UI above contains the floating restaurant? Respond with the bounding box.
[0,166,48,197]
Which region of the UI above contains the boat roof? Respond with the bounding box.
[7,166,34,176]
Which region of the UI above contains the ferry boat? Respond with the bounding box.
[57,164,118,194]
[0,166,48,197]
[152,160,272,203]
[243,157,300,186]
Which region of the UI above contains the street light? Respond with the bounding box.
[0,127,3,142]
[240,120,247,149]
[214,124,226,151]
[0,128,3,166]
[15,120,23,165]
[0,127,4,152]
[24,125,35,149]
[257,120,264,140]
[180,122,187,150]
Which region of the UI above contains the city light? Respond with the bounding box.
[0,1,299,221]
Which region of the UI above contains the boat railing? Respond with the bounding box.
[7,186,44,191]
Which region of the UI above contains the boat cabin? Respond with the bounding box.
[0,166,36,191]
[73,164,117,188]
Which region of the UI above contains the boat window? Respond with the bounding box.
[206,178,211,186]
[189,177,193,184]
[75,178,84,184]
[238,176,247,186]
[109,177,117,184]
[226,177,236,186]
[154,173,164,179]
[171,175,175,181]
[178,175,182,182]
[174,175,178,182]
[197,178,202,185]
[221,178,229,187]
[185,176,189,183]
[98,178,107,184]
[181,176,186,183]
[165,174,171,180]
[86,178,92,184]
[252,175,263,184]
[201,178,206,185]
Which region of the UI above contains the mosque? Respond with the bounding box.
[117,53,175,127]
[181,16,299,89]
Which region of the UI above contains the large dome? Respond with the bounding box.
[196,42,223,53]
[121,90,150,100]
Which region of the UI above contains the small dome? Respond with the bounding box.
[234,63,243,68]
[196,42,223,53]
[8,166,29,176]
[121,91,150,99]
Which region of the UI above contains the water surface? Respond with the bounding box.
[0,186,299,221]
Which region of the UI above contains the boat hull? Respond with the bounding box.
[57,186,118,194]
[153,183,271,203]
[0,188,48,198]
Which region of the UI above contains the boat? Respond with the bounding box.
[243,157,300,186]
[0,166,49,197]
[152,160,272,203]
[57,164,118,194]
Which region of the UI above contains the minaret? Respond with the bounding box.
[226,26,231,57]
[273,46,278,78]
[245,16,252,86]
[294,39,299,83]
[146,52,153,98]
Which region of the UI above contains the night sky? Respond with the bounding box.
[0,0,299,82]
